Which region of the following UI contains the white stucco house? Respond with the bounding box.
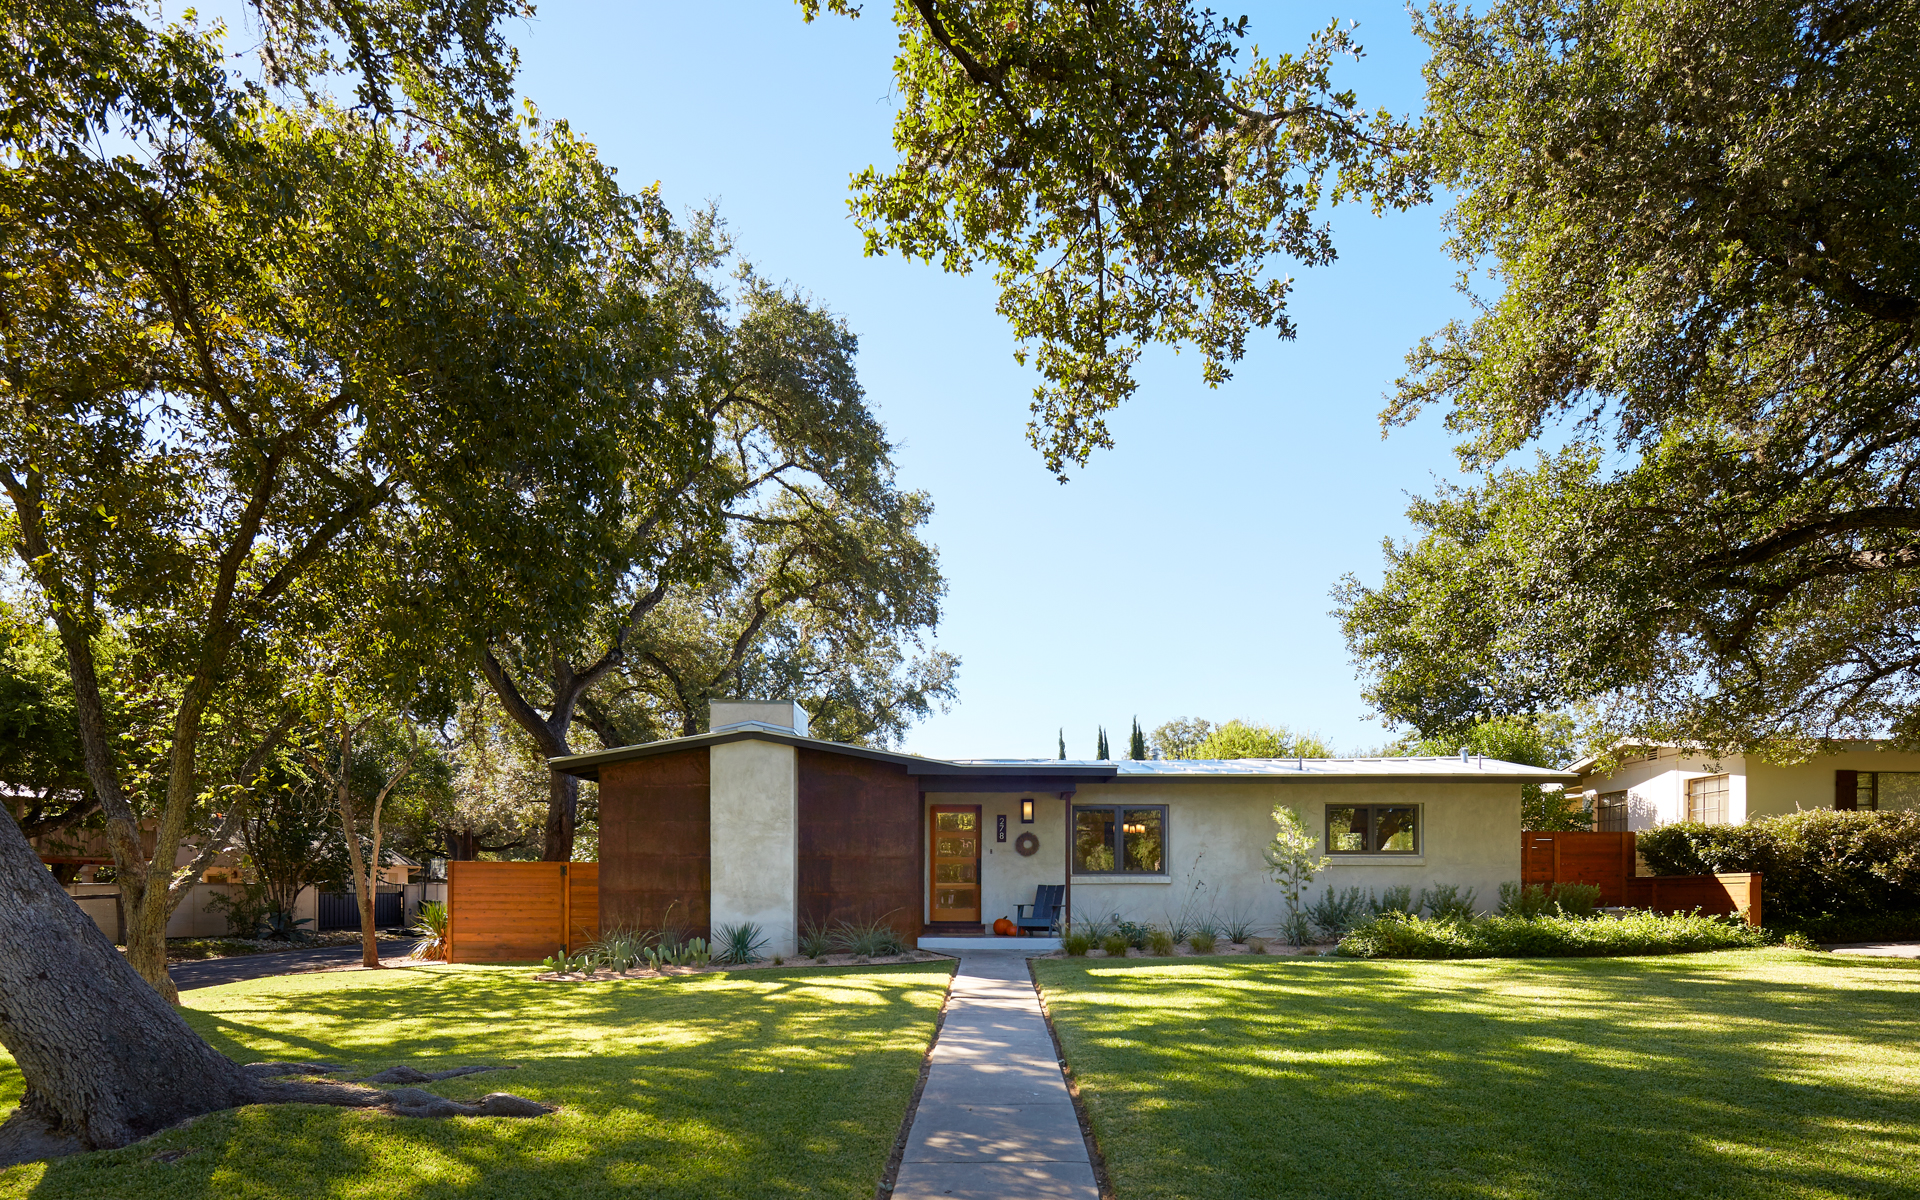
[1565,742,1920,831]
[553,699,1573,953]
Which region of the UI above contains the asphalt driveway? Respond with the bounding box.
[172,940,424,991]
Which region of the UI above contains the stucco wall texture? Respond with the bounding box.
[1575,747,1920,829]
[937,779,1523,931]
[709,739,799,957]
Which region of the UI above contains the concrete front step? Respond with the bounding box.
[918,935,1061,952]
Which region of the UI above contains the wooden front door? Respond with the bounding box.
[929,805,981,923]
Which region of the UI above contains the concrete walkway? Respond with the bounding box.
[893,949,1097,1200]
[1824,941,1920,959]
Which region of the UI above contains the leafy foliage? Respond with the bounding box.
[1339,0,1920,754]
[1636,809,1920,935]
[1392,714,1586,831]
[1304,885,1371,941]
[1263,805,1330,945]
[826,0,1427,476]
[1418,883,1480,923]
[1337,909,1773,959]
[1153,717,1332,760]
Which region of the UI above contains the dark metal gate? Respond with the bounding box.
[317,891,402,930]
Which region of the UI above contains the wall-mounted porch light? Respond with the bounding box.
[1020,798,1035,823]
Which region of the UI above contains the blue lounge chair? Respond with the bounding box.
[1015,884,1065,937]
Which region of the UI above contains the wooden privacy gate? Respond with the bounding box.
[446,860,599,963]
[1521,831,1761,925]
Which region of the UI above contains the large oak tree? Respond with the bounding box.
[1337,0,1920,758]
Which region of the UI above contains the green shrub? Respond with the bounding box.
[1101,933,1129,957]
[1114,919,1153,950]
[1337,910,1774,960]
[1245,935,1267,953]
[1551,882,1603,918]
[1147,928,1175,955]
[1498,881,1555,918]
[1305,886,1370,940]
[1062,931,1094,956]
[1372,885,1417,917]
[1188,931,1217,953]
[1780,931,1820,951]
[1637,810,1920,936]
[1419,884,1479,923]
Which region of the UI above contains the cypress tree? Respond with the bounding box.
[1129,717,1147,760]
[1096,727,1110,759]
[1058,728,1067,759]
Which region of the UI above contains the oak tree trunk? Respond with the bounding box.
[0,815,258,1165]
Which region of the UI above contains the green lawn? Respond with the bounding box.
[0,960,951,1199]
[1034,949,1920,1200]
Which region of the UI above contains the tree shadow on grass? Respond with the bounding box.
[3,962,952,1200]
[1035,950,1920,1200]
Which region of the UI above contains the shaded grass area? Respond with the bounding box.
[1034,949,1920,1200]
[0,960,951,1199]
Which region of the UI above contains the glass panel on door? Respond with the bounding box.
[930,806,982,923]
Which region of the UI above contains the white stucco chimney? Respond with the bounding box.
[708,698,810,737]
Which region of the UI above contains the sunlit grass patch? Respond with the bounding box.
[1035,949,1920,1200]
[0,960,951,1199]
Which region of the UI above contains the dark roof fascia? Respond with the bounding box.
[550,731,1121,784]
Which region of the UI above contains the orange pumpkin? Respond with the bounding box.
[992,917,1016,937]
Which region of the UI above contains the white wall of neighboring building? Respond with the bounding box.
[1576,748,1748,829]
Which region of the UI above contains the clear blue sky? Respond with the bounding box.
[217,0,1475,758]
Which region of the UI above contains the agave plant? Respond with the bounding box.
[406,901,450,962]
[798,919,834,960]
[714,922,768,966]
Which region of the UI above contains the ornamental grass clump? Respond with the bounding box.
[1062,930,1094,956]
[1101,933,1129,957]
[1187,931,1217,953]
[1337,909,1773,960]
[1147,928,1175,955]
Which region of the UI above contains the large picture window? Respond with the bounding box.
[1686,774,1729,824]
[1326,805,1419,854]
[1073,805,1165,874]
[1849,771,1920,812]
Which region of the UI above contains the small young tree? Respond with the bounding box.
[1128,717,1147,760]
[1264,806,1331,945]
[304,714,425,969]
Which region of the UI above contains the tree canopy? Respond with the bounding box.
[1152,717,1332,760]
[812,0,1428,476]
[1339,0,1920,758]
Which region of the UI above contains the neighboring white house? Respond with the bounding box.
[1565,743,1920,831]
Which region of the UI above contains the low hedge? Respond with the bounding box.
[1636,809,1920,938]
[1336,910,1774,959]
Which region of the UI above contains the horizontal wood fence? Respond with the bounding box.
[1522,831,1761,925]
[446,860,599,963]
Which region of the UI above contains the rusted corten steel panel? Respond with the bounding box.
[798,748,922,940]
[598,750,711,939]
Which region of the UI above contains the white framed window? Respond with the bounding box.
[1687,774,1729,824]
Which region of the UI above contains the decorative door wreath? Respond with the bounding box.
[1014,831,1040,857]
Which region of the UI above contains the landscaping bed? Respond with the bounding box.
[1034,949,1920,1200]
[535,948,952,982]
[1335,908,1774,958]
[0,959,951,1199]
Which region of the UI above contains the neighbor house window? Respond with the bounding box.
[1597,791,1629,833]
[1849,771,1920,812]
[1686,774,1729,824]
[1325,806,1419,854]
[1073,805,1165,874]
